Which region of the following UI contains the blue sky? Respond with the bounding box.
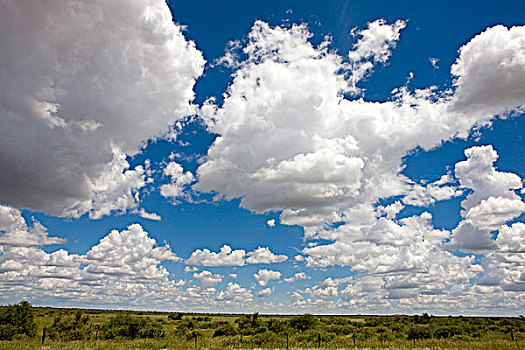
[1,0,524,315]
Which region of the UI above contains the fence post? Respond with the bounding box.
[41,327,46,344]
[318,332,321,348]
[286,332,289,350]
[195,334,198,349]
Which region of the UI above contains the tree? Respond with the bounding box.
[0,301,36,340]
[289,314,319,332]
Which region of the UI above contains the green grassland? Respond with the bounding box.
[0,302,523,349]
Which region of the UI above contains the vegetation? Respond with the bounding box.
[0,302,524,349]
[0,301,36,340]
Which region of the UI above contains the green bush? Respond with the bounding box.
[266,319,290,334]
[104,314,164,339]
[289,314,319,332]
[235,312,264,335]
[295,329,333,344]
[250,330,279,345]
[213,323,237,337]
[434,325,463,339]
[185,329,203,340]
[0,301,36,340]
[407,324,432,340]
[168,312,183,321]
[47,311,91,341]
[0,324,16,341]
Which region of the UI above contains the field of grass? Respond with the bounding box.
[0,302,523,349]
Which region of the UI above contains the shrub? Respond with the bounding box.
[289,314,319,332]
[407,325,431,340]
[295,329,333,344]
[251,330,279,345]
[434,325,463,339]
[0,301,36,340]
[47,311,91,341]
[213,323,237,337]
[168,312,183,321]
[266,319,290,334]
[104,314,164,339]
[186,329,203,340]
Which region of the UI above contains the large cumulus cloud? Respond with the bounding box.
[0,0,204,217]
[197,21,525,229]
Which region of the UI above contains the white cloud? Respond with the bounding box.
[448,145,525,252]
[257,287,275,297]
[451,25,525,117]
[266,219,276,227]
[186,245,246,266]
[378,201,404,219]
[193,270,224,288]
[246,246,288,264]
[160,161,195,201]
[447,222,498,253]
[84,224,180,279]
[429,57,439,69]
[197,21,525,231]
[62,149,150,219]
[184,266,198,273]
[403,174,463,207]
[0,0,204,217]
[496,222,525,253]
[348,19,407,88]
[216,282,253,304]
[254,269,281,287]
[284,272,310,283]
[455,145,523,214]
[0,205,64,247]
[465,196,525,231]
[186,245,287,266]
[138,208,162,221]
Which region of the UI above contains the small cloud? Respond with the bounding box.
[229,273,238,278]
[257,287,275,297]
[267,219,276,227]
[429,57,439,69]
[184,266,198,273]
[193,270,224,288]
[138,208,162,221]
[284,272,310,283]
[246,246,288,264]
[186,245,246,266]
[254,269,281,287]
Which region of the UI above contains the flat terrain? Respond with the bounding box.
[0,304,523,349]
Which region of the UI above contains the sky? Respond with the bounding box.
[1,0,524,315]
